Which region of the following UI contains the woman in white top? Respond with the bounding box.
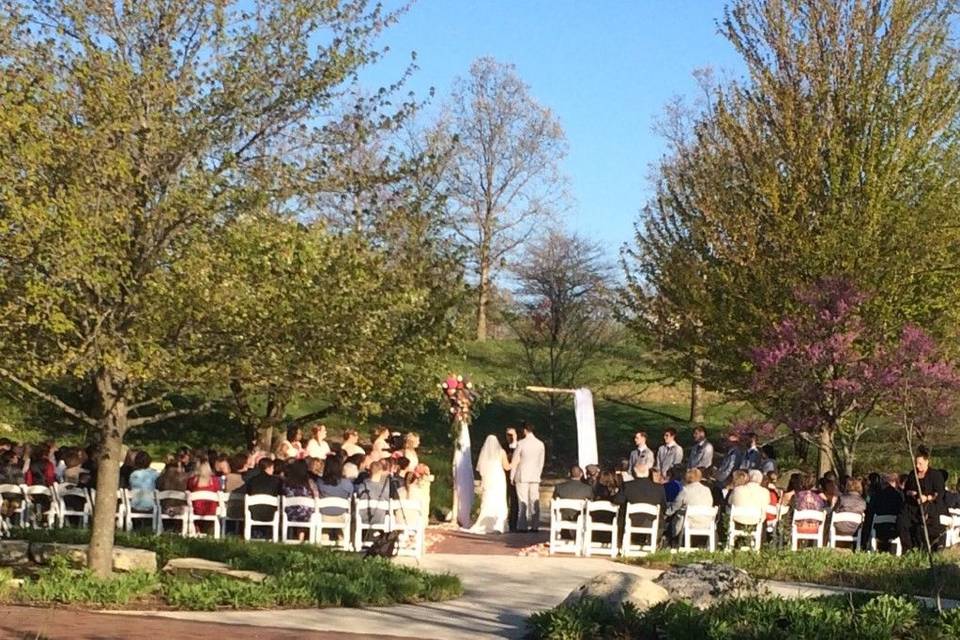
[370,426,390,462]
[341,429,365,457]
[306,424,330,459]
[467,435,510,534]
[402,432,420,470]
[275,425,304,460]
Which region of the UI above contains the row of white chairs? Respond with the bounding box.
[0,483,425,557]
[548,499,925,557]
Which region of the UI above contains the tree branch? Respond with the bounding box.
[287,405,339,429]
[127,400,214,428]
[0,366,97,427]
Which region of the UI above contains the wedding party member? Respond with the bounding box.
[687,426,714,470]
[468,435,511,534]
[656,428,683,476]
[900,447,947,551]
[505,426,520,532]
[370,426,391,462]
[760,445,778,474]
[740,432,761,470]
[341,429,365,458]
[275,425,304,460]
[511,422,545,532]
[714,434,742,485]
[305,424,330,460]
[628,431,654,473]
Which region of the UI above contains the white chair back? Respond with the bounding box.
[622,502,660,557]
[123,488,159,533]
[0,484,24,530]
[868,514,902,556]
[353,498,391,551]
[20,484,57,528]
[549,498,586,557]
[316,497,352,550]
[156,489,189,536]
[55,483,91,528]
[583,500,619,558]
[681,505,718,552]
[244,494,280,542]
[187,490,223,538]
[280,496,317,544]
[790,509,826,551]
[828,511,863,550]
[391,499,426,557]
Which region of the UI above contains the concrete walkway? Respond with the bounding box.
[139,553,661,640]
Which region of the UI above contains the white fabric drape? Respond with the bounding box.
[452,420,475,528]
[574,388,598,470]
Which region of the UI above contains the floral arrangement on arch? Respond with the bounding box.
[439,373,478,426]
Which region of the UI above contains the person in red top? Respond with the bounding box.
[186,455,220,533]
[25,443,56,486]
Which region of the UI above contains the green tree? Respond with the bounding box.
[0,0,403,576]
[624,0,960,404]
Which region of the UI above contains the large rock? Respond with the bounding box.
[562,571,669,611]
[0,541,157,573]
[654,562,758,609]
[0,540,30,566]
[162,557,266,583]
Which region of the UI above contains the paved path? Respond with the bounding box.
[3,605,422,640]
[137,551,659,639]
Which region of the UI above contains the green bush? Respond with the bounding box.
[6,528,462,609]
[624,548,960,599]
[528,595,960,640]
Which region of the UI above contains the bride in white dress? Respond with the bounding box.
[468,435,510,534]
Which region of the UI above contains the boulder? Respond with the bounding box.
[654,562,758,609]
[162,557,267,583]
[0,540,30,566]
[562,571,669,611]
[1,541,157,573]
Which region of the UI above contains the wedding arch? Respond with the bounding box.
[525,386,599,470]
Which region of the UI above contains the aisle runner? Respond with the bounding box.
[573,388,598,470]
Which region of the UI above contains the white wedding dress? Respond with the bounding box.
[468,435,509,534]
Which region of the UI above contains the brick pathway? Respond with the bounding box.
[1,606,422,640]
[426,527,548,555]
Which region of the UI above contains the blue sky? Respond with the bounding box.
[363,1,746,257]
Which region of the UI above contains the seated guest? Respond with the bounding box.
[728,470,770,527]
[553,466,593,534]
[25,443,55,487]
[118,448,138,490]
[760,445,777,475]
[664,465,684,504]
[157,455,189,516]
[584,464,601,489]
[306,424,331,460]
[820,478,840,509]
[612,463,667,538]
[833,477,867,536]
[355,460,391,524]
[61,448,87,485]
[245,457,283,524]
[341,429,365,458]
[318,457,355,504]
[666,467,714,548]
[943,478,960,510]
[128,451,160,513]
[307,456,324,490]
[792,473,827,534]
[186,455,220,532]
[224,453,247,493]
[594,470,620,501]
[763,471,782,524]
[282,459,318,540]
[616,459,633,484]
[0,450,24,523]
[865,472,904,548]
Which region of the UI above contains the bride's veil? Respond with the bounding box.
[476,434,504,479]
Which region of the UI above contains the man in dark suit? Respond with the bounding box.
[244,457,282,529]
[613,463,667,542]
[505,426,519,532]
[553,465,593,538]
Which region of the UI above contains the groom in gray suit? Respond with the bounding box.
[510,422,546,532]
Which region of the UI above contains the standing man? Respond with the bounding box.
[740,432,761,470]
[505,426,520,532]
[510,422,545,532]
[687,426,714,470]
[656,428,683,477]
[628,431,654,476]
[715,434,742,485]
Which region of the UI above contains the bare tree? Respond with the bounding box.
[444,57,567,340]
[508,229,613,456]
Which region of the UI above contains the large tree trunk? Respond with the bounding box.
[689,360,704,424]
[817,428,835,477]
[256,391,288,452]
[88,370,127,577]
[476,254,490,341]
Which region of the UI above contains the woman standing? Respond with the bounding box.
[276,426,305,461]
[402,432,420,470]
[306,424,330,460]
[370,427,391,462]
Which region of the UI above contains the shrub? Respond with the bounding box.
[526,595,960,640]
[17,556,159,606]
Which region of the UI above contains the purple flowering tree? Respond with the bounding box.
[749,278,959,476]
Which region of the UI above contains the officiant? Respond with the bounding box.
[505,426,519,532]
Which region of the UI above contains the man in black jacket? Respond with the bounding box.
[613,463,667,545]
[245,457,282,531]
[553,466,594,538]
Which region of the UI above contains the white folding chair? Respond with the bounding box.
[828,512,863,550]
[156,490,189,535]
[244,494,280,542]
[280,496,317,544]
[55,483,91,528]
[114,489,127,530]
[0,483,25,531]
[316,497,352,549]
[549,498,586,556]
[583,501,619,558]
[727,506,764,550]
[187,490,223,538]
[622,503,660,557]
[353,498,391,551]
[391,499,426,557]
[219,491,245,536]
[765,502,785,539]
[123,488,159,532]
[868,514,902,555]
[790,509,826,550]
[681,505,718,552]
[20,485,57,528]
[948,509,960,548]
